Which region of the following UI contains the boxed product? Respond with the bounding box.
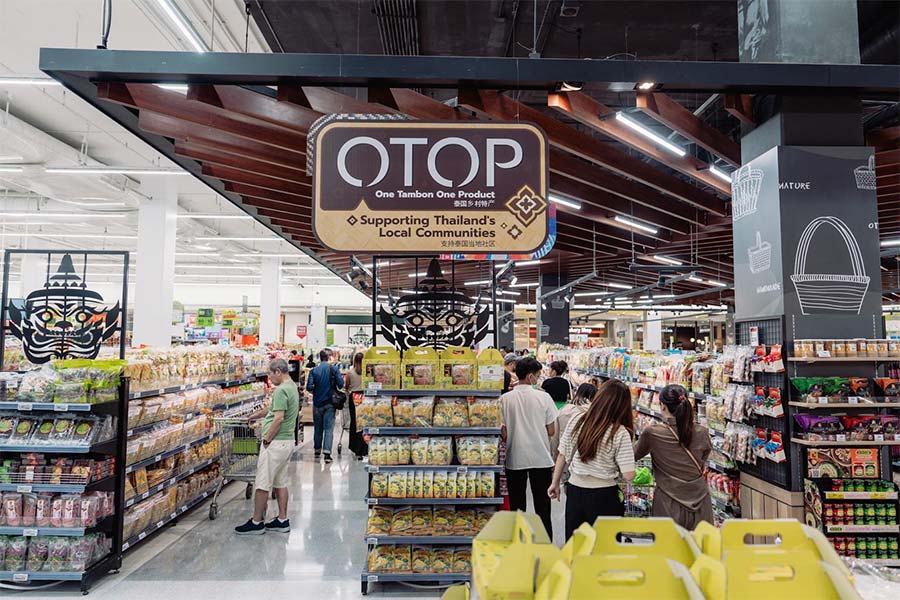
[440,347,477,389]
[362,347,401,390]
[476,348,504,390]
[401,347,439,390]
[807,447,880,479]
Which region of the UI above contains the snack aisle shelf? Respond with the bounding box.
[363,427,501,436]
[364,390,501,398]
[125,430,222,474]
[366,535,474,545]
[366,465,503,473]
[127,373,268,400]
[121,486,216,551]
[0,402,97,412]
[0,477,113,494]
[366,496,504,506]
[124,455,221,508]
[791,438,900,447]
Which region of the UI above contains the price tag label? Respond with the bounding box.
[188,468,195,475]
[142,492,150,500]
[688,392,696,399]
[816,350,831,358]
[369,498,379,505]
[16,485,32,493]
[457,466,468,473]
[24,472,34,482]
[156,520,164,529]
[874,434,885,441]
[170,512,177,519]
[154,455,162,463]
[22,528,38,537]
[366,537,378,545]
[138,532,147,540]
[126,429,134,437]
[369,466,379,473]
[12,573,28,583]
[836,435,847,442]
[169,477,177,486]
[818,398,829,404]
[17,402,32,411]
[54,404,68,412]
[367,576,379,583]
[158,389,166,396]
[369,428,380,435]
[367,382,383,391]
[180,385,187,391]
[848,397,859,404]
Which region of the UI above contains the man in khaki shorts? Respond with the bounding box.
[235,359,299,535]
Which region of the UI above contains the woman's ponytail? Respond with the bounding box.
[659,384,694,447]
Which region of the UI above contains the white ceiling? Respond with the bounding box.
[0,1,367,308]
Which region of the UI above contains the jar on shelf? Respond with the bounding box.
[858,339,870,357]
[890,339,900,358]
[846,339,859,357]
[874,339,889,357]
[814,340,828,356]
[833,340,847,358]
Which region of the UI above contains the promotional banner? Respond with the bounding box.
[196,308,215,328]
[311,121,550,255]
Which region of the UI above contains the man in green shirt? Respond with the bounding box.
[235,359,299,535]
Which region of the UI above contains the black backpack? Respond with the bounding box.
[330,366,347,410]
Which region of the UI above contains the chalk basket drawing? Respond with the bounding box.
[731,164,764,222]
[748,231,772,274]
[790,216,870,315]
[854,155,877,191]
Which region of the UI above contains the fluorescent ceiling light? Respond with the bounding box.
[498,290,521,296]
[510,281,538,288]
[614,215,658,234]
[196,237,279,242]
[155,84,188,93]
[464,280,492,286]
[56,198,127,208]
[46,167,188,175]
[709,165,733,183]
[614,112,686,157]
[574,291,610,297]
[0,212,125,219]
[708,280,728,287]
[155,0,207,53]
[0,166,24,173]
[549,193,582,210]
[607,283,633,290]
[0,222,53,226]
[175,274,261,279]
[407,272,427,278]
[637,82,656,91]
[494,259,543,268]
[0,78,61,86]
[178,214,253,220]
[174,252,221,257]
[176,264,259,270]
[639,294,675,299]
[652,255,682,266]
[880,240,900,247]
[687,276,704,283]
[0,232,136,240]
[234,253,301,258]
[0,155,22,161]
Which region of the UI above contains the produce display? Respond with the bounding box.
[356,396,501,430]
[0,533,112,572]
[0,491,114,528]
[366,506,494,536]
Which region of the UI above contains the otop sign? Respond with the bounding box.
[312,121,550,255]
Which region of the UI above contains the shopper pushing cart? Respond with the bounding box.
[234,359,300,535]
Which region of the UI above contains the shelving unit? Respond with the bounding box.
[361,389,502,595]
[788,357,900,363]
[791,438,900,447]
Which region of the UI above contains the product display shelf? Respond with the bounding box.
[825,525,899,534]
[212,392,266,412]
[125,430,222,474]
[365,535,474,545]
[124,455,222,508]
[705,459,739,474]
[366,465,503,473]
[791,438,900,447]
[126,410,208,437]
[789,400,900,409]
[364,389,501,398]
[710,495,741,516]
[788,357,900,363]
[366,496,503,506]
[363,427,501,436]
[361,572,470,588]
[128,373,267,400]
[0,377,128,593]
[121,485,217,551]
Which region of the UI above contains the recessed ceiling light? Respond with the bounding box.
[607,283,633,290]
[636,82,656,91]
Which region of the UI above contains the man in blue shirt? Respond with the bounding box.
[305,349,344,463]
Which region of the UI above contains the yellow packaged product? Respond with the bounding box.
[475,507,494,530]
[367,545,394,572]
[410,507,432,534]
[457,437,481,465]
[392,545,412,573]
[476,348,504,390]
[468,398,501,428]
[370,472,389,498]
[429,437,452,465]
[480,472,496,498]
[362,346,401,389]
[411,546,432,573]
[440,346,477,388]
[431,547,453,573]
[412,471,424,498]
[368,437,385,466]
[452,547,472,573]
[355,397,377,429]
[466,471,477,499]
[433,506,455,535]
[388,472,408,498]
[373,397,393,427]
[410,438,429,465]
[390,506,413,534]
[481,437,499,465]
[411,396,434,427]
[402,347,440,389]
[446,471,458,499]
[433,471,448,498]
[398,438,411,464]
[392,398,413,426]
[433,399,469,428]
[454,508,476,535]
[422,470,434,498]
[385,437,401,466]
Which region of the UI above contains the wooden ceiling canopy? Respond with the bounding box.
[92,79,897,309]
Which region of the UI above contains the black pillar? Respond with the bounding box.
[537,274,569,346]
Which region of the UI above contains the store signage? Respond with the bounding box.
[196,308,214,328]
[311,121,550,255]
[296,325,307,339]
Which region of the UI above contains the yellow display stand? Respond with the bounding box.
[589,516,701,567]
[536,554,705,600]
[471,510,562,600]
[361,346,401,389]
[401,346,440,389]
[440,583,470,600]
[440,346,478,388]
[476,348,505,390]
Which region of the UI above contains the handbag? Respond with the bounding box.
[330,366,347,410]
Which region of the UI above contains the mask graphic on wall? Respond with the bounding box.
[378,259,490,351]
[7,254,121,363]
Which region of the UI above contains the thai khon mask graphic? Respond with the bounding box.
[7,254,121,363]
[378,258,490,351]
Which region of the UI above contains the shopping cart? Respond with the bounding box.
[336,402,350,456]
[208,412,262,520]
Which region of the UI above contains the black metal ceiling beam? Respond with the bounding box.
[40,49,900,96]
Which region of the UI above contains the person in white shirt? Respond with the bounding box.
[501,356,558,538]
[548,379,636,541]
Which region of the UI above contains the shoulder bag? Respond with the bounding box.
[663,423,703,476]
[330,366,347,410]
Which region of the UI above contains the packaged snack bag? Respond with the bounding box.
[3,493,22,526]
[411,396,434,427]
[481,437,500,465]
[454,508,476,535]
[0,414,16,441]
[410,438,429,465]
[392,398,413,427]
[5,536,27,571]
[433,506,455,535]
[432,471,448,498]
[388,472,407,498]
[446,471,458,499]
[385,438,400,466]
[422,470,434,498]
[410,507,432,534]
[433,399,469,428]
[480,472,496,498]
[46,537,70,572]
[397,438,411,465]
[370,473,389,498]
[466,471,477,499]
[355,397,377,429]
[392,545,412,573]
[390,507,413,535]
[468,398,501,428]
[431,547,453,573]
[412,471,424,499]
[429,437,452,466]
[26,536,49,572]
[411,546,432,573]
[35,493,53,527]
[373,398,393,427]
[366,507,393,535]
[21,493,37,527]
[367,545,393,572]
[452,547,472,573]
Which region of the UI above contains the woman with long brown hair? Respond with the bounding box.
[634,384,713,529]
[345,352,367,458]
[548,379,635,540]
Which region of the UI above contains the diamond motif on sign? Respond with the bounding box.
[346,215,358,226]
[505,185,547,227]
[508,225,522,239]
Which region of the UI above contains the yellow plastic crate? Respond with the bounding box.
[589,516,701,567]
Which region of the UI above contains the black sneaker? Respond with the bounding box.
[265,518,291,533]
[324,454,333,464]
[234,519,265,535]
[314,451,321,458]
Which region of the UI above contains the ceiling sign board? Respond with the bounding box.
[311,121,551,256]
